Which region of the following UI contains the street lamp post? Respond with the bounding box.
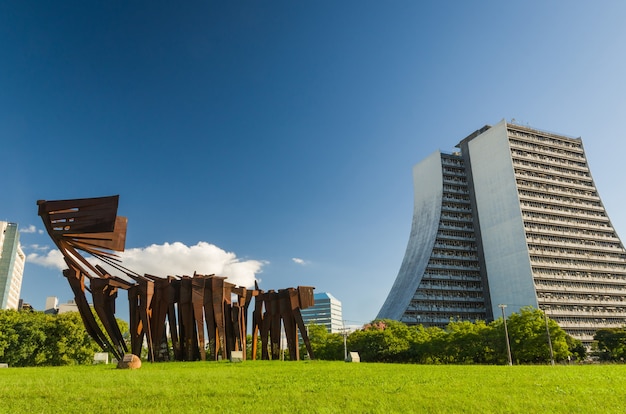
[544,309,555,366]
[343,320,348,361]
[499,304,513,366]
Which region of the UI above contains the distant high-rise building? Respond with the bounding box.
[58,300,79,314]
[0,222,25,310]
[378,120,626,344]
[44,296,80,314]
[301,292,343,333]
[44,296,59,314]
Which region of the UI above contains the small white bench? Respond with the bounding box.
[230,351,244,362]
[346,352,360,363]
[93,352,109,364]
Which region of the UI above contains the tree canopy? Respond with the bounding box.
[594,328,626,361]
[0,310,108,367]
[308,307,585,364]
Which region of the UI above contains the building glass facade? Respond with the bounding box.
[301,292,343,333]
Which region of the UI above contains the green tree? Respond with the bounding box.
[506,307,570,363]
[347,319,412,362]
[46,312,103,365]
[303,324,344,360]
[407,324,447,363]
[0,310,19,363]
[482,318,512,365]
[403,324,432,363]
[565,335,586,361]
[594,328,626,361]
[246,334,262,360]
[0,310,100,367]
[0,310,48,366]
[445,320,495,364]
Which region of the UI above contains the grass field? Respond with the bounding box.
[1,361,625,413]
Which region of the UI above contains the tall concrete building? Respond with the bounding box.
[0,222,25,310]
[301,292,343,333]
[378,120,626,344]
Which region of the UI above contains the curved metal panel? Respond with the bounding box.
[377,151,444,320]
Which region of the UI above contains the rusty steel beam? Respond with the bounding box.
[279,289,299,361]
[179,276,199,361]
[251,288,264,360]
[269,291,281,360]
[146,275,174,361]
[191,274,207,361]
[90,277,127,358]
[202,275,218,360]
[64,266,122,360]
[293,287,314,360]
[127,284,142,357]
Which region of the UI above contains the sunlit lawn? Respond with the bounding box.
[1,361,625,413]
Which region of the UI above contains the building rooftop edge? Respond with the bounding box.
[456,124,492,148]
[455,119,582,149]
[313,292,339,301]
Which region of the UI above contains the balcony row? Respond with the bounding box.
[508,138,585,163]
[538,295,626,306]
[440,157,464,167]
[526,236,623,254]
[507,130,583,152]
[426,262,480,272]
[530,257,626,272]
[553,319,625,329]
[442,168,466,178]
[512,158,590,180]
[524,217,613,234]
[522,212,610,229]
[443,185,469,195]
[419,282,483,292]
[518,190,604,212]
[442,194,471,203]
[412,293,485,302]
[511,151,588,172]
[532,271,626,286]
[439,222,474,232]
[545,309,626,318]
[534,282,626,296]
[524,224,618,242]
[432,242,477,251]
[516,180,599,201]
[514,170,594,192]
[436,233,476,243]
[527,247,626,264]
[422,274,483,283]
[521,203,607,223]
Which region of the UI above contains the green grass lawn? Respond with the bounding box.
[1,361,625,413]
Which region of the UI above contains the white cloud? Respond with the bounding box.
[19,225,40,234]
[26,241,264,288]
[28,244,50,251]
[27,249,66,270]
[292,257,309,266]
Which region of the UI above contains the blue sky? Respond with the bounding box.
[3,2,626,326]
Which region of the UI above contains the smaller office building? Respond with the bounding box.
[301,292,343,333]
[44,297,81,314]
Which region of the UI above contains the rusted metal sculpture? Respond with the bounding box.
[37,195,315,362]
